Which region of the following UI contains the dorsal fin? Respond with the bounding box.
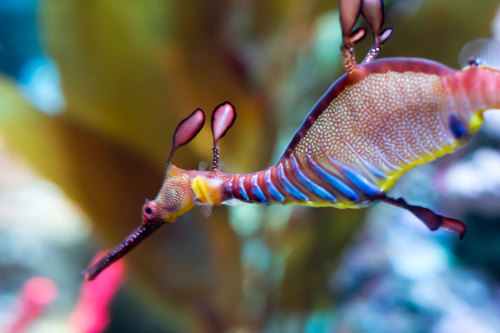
[458,38,500,69]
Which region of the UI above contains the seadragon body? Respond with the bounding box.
[222,59,500,208]
[84,0,500,281]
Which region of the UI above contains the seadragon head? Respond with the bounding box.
[83,103,236,281]
[142,165,197,224]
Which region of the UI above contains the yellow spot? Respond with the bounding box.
[468,109,484,133]
[377,141,462,192]
[190,176,223,205]
[274,199,365,209]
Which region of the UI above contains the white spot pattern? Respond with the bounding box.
[293,72,455,178]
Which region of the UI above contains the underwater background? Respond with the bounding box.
[1,0,500,332]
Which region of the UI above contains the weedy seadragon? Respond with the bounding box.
[84,0,500,280]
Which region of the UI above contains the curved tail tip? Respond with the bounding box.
[377,194,467,239]
[441,217,467,240]
[81,270,92,281]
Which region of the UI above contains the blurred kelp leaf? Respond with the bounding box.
[41,0,273,171]
[0,77,243,330]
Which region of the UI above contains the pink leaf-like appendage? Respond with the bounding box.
[349,28,367,45]
[338,0,363,39]
[6,277,58,333]
[211,102,236,145]
[361,0,384,36]
[172,108,205,152]
[378,27,393,45]
[166,108,205,164]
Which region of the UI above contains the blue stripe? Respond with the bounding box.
[251,175,268,203]
[278,163,309,201]
[364,162,386,179]
[309,159,360,201]
[291,157,336,202]
[238,176,250,201]
[265,170,285,202]
[342,167,380,196]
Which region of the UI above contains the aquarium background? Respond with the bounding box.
[1,0,500,332]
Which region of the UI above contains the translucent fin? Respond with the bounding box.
[201,205,212,217]
[458,38,500,69]
[222,199,243,206]
[199,161,209,171]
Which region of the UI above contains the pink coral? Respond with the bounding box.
[6,277,58,333]
[70,250,125,333]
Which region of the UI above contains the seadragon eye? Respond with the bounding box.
[144,206,153,216]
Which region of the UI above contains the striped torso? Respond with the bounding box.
[226,157,364,208]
